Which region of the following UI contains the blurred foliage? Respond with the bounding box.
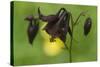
[12,1,97,66]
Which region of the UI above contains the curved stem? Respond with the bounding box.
[69,12,86,63]
[69,13,74,63]
[74,13,82,25]
[74,11,87,26]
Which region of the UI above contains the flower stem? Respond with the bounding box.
[68,12,86,63]
[68,13,74,63]
[69,19,73,63]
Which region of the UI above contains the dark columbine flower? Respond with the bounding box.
[38,7,72,43]
[25,15,39,45]
[84,17,92,36]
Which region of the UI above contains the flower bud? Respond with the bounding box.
[84,17,92,36]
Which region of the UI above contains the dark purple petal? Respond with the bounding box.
[25,15,34,21]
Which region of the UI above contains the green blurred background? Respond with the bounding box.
[12,1,97,66]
